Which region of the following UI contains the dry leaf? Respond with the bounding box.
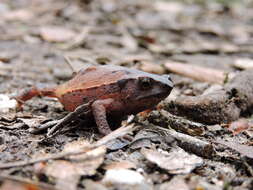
[63,27,90,49]
[141,147,203,174]
[102,169,145,185]
[0,52,17,62]
[136,62,166,75]
[63,139,92,160]
[42,140,106,190]
[159,176,190,190]
[228,119,251,135]
[154,1,183,14]
[83,180,107,190]
[40,26,76,43]
[0,180,41,190]
[121,30,138,52]
[19,117,47,129]
[0,94,18,113]
[3,9,33,22]
[219,43,239,53]
[104,161,136,170]
[217,140,253,159]
[197,24,225,37]
[233,58,253,70]
[45,161,82,190]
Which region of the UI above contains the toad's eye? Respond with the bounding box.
[139,77,152,90]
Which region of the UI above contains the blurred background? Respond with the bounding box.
[1,1,253,189]
[1,0,253,85]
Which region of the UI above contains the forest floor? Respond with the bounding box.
[0,0,253,189]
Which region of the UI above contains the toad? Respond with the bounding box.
[15,65,173,136]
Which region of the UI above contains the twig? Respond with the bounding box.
[64,55,76,74]
[146,124,214,158]
[242,158,253,177]
[0,150,91,169]
[168,129,214,158]
[63,26,91,50]
[96,123,137,146]
[164,61,229,84]
[149,110,205,136]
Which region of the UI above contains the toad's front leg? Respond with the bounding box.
[91,98,118,136]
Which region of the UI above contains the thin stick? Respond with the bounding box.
[149,110,205,136]
[143,123,214,158]
[164,61,228,84]
[0,150,91,169]
[64,55,76,73]
[96,123,137,146]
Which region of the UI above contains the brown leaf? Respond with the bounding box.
[0,180,41,190]
[40,26,76,43]
[228,119,251,135]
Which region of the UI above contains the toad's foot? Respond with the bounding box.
[30,103,91,137]
[29,119,62,134]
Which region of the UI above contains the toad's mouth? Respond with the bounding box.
[135,90,171,101]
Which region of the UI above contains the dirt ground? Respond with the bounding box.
[0,0,253,189]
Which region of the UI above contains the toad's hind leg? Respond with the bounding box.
[46,103,91,137]
[14,86,57,108]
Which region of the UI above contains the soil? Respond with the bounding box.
[0,0,253,189]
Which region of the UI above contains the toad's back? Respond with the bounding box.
[55,65,170,96]
[55,65,129,95]
[54,65,150,111]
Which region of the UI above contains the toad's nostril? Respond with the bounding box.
[162,74,172,81]
[162,74,173,87]
[167,76,173,87]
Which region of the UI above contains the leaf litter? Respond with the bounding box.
[1,0,253,189]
